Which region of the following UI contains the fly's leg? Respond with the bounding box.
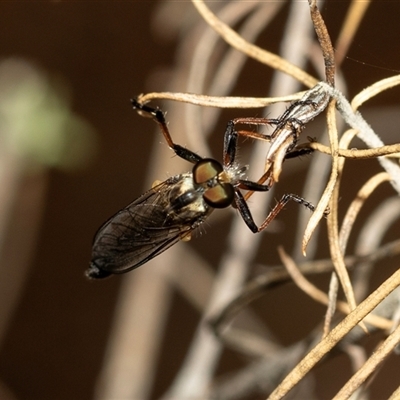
[221,115,315,201]
[224,116,319,232]
[131,99,202,164]
[222,116,282,167]
[234,190,316,233]
[256,193,316,232]
[284,145,314,159]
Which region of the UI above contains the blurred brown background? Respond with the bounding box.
[0,2,173,399]
[0,1,399,399]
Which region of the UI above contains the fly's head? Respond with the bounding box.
[192,158,235,209]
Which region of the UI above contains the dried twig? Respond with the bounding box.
[268,268,400,400]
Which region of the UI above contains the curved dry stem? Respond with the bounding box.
[321,128,357,334]
[388,384,400,400]
[184,1,264,153]
[324,273,339,337]
[268,268,400,400]
[308,0,335,86]
[308,142,400,158]
[351,74,400,110]
[191,0,318,88]
[207,3,281,98]
[137,91,305,109]
[353,197,400,301]
[334,0,371,67]
[185,1,260,102]
[332,323,400,399]
[213,238,400,337]
[302,101,338,254]
[326,104,361,324]
[278,247,392,331]
[339,172,391,254]
[320,82,400,194]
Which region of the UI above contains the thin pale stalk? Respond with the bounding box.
[308,142,400,158]
[138,91,305,109]
[191,0,318,88]
[321,82,400,194]
[332,323,400,399]
[339,172,391,254]
[267,267,400,400]
[184,1,260,155]
[353,197,400,301]
[278,248,392,331]
[335,0,371,68]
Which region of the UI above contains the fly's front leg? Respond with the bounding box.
[232,179,273,233]
[233,190,259,233]
[131,98,202,164]
[284,144,315,159]
[222,117,281,167]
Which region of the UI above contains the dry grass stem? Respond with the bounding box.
[351,74,400,110]
[388,384,400,400]
[308,0,335,86]
[268,268,400,400]
[339,172,392,254]
[278,247,392,332]
[324,273,339,336]
[138,91,305,109]
[191,0,318,88]
[321,82,400,193]
[303,101,338,254]
[307,142,400,159]
[214,236,400,335]
[332,323,400,399]
[334,0,371,67]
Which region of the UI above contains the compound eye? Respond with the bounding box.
[193,159,223,184]
[204,183,234,209]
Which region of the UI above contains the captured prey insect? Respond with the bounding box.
[252,83,330,191]
[87,100,316,279]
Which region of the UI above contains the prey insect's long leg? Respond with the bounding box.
[131,99,202,164]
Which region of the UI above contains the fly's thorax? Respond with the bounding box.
[166,172,210,217]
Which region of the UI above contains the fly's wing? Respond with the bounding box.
[87,178,195,279]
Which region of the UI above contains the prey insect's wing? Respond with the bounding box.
[88,177,195,278]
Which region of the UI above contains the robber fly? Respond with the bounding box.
[87,100,315,279]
